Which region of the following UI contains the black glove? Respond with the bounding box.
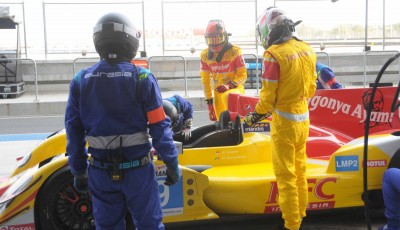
[74,173,89,193]
[244,112,271,127]
[164,158,180,186]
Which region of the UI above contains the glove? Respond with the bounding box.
[216,84,229,93]
[164,158,180,186]
[74,173,89,193]
[181,128,191,141]
[244,112,271,127]
[215,81,237,93]
[182,118,192,141]
[206,99,217,121]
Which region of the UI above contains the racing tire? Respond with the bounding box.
[36,166,95,230]
[388,148,400,169]
[35,166,135,230]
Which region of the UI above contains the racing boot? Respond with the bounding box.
[277,219,303,230]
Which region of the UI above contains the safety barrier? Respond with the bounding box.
[0,58,38,101]
[316,52,331,67]
[2,53,398,103]
[243,54,260,94]
[72,57,99,75]
[148,56,188,97]
[364,50,400,88]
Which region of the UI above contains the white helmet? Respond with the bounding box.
[256,7,298,49]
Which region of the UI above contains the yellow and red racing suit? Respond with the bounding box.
[200,44,247,119]
[255,39,316,230]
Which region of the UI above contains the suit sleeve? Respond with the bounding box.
[232,48,247,86]
[65,72,88,176]
[200,54,213,100]
[255,52,279,114]
[140,70,178,163]
[177,95,193,121]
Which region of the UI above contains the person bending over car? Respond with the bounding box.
[200,19,247,121]
[244,7,317,230]
[65,12,180,230]
[163,94,194,141]
[316,62,343,90]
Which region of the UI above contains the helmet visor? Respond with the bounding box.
[205,35,225,46]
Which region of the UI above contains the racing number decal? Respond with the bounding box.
[264,177,337,213]
[155,165,184,216]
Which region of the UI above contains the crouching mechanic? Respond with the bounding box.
[244,7,316,230]
[65,12,180,230]
[200,19,247,121]
[163,94,194,141]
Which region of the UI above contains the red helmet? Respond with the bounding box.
[204,19,229,53]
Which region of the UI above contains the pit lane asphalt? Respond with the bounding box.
[167,207,386,230]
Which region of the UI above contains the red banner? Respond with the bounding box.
[230,87,400,139]
[309,87,400,138]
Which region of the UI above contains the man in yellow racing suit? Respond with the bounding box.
[200,19,247,121]
[244,7,317,230]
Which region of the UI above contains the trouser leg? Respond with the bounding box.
[295,121,309,219]
[124,164,164,230]
[271,116,301,230]
[89,167,127,230]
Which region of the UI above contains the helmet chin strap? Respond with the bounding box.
[207,42,233,62]
[267,19,302,48]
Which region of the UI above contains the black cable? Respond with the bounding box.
[362,52,400,230]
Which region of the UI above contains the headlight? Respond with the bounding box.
[16,152,32,168]
[0,168,35,204]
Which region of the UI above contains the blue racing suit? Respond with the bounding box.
[316,62,343,89]
[163,94,193,133]
[381,168,400,230]
[65,60,178,230]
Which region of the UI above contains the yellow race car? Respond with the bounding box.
[0,87,399,230]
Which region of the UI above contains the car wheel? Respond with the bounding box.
[36,166,94,230]
[35,166,136,230]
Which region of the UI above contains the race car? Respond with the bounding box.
[0,86,399,230]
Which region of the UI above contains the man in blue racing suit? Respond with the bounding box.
[65,12,180,230]
[163,94,194,141]
[379,168,400,230]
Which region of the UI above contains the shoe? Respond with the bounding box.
[277,220,303,230]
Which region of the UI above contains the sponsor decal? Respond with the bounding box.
[155,165,184,216]
[265,202,335,213]
[0,223,35,230]
[335,155,359,172]
[364,159,387,167]
[84,71,132,78]
[243,122,270,133]
[244,104,252,111]
[308,90,396,128]
[264,177,337,213]
[214,150,244,160]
